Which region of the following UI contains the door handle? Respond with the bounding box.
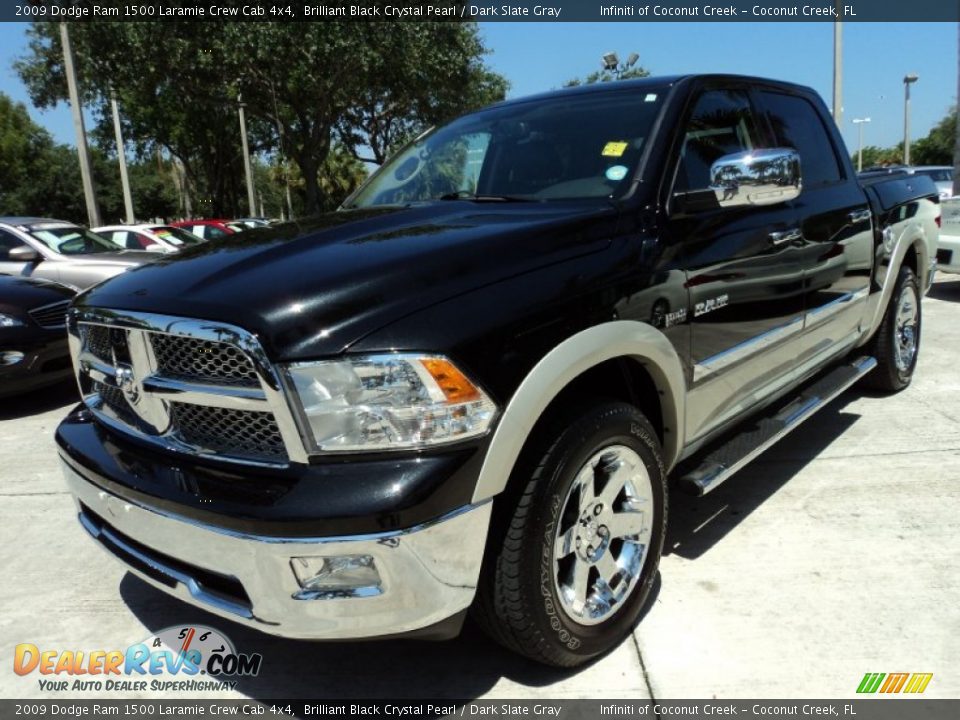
[848,209,872,225]
[769,228,803,246]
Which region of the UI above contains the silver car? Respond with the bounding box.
[0,217,153,290]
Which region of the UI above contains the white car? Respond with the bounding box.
[938,198,960,275]
[909,166,954,201]
[94,224,206,254]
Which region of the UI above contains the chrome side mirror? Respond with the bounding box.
[709,148,802,208]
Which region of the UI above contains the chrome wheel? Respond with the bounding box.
[553,445,654,626]
[893,283,919,373]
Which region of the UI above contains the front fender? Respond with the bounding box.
[471,320,686,503]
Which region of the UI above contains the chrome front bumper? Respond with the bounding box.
[62,460,492,639]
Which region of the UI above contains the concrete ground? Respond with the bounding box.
[1,276,958,702]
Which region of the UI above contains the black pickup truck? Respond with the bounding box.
[57,75,940,667]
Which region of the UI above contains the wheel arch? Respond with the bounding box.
[471,320,686,503]
[862,225,930,343]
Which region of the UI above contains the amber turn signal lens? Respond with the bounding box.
[419,358,482,403]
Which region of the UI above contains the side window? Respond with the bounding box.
[760,92,842,187]
[110,231,133,249]
[133,233,154,249]
[674,89,762,193]
[0,229,26,259]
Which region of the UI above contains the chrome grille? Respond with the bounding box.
[150,334,259,387]
[170,403,286,462]
[82,324,115,361]
[70,310,304,465]
[93,380,140,428]
[29,300,71,329]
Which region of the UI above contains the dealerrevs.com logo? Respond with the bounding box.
[14,625,263,693]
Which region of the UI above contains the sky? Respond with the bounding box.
[0,21,955,157]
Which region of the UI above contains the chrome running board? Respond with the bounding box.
[680,356,877,496]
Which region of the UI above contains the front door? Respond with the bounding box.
[664,86,808,444]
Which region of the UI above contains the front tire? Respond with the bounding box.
[473,401,667,667]
[865,265,921,393]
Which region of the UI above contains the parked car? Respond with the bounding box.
[0,218,152,289]
[57,74,939,667]
[232,217,272,229]
[908,166,953,200]
[861,166,954,201]
[170,219,246,240]
[0,275,75,398]
[937,197,960,274]
[94,224,206,254]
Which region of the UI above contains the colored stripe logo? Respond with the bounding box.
[857,672,933,694]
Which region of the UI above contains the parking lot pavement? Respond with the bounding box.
[2,276,959,702]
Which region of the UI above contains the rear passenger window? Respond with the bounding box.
[760,92,842,187]
[674,89,762,193]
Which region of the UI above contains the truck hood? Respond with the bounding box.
[77,202,617,359]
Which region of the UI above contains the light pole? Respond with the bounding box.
[852,117,871,171]
[237,91,257,217]
[833,1,843,124]
[903,74,919,165]
[601,51,639,80]
[59,23,101,227]
[110,95,135,224]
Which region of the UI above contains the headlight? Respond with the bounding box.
[0,313,26,328]
[285,354,497,453]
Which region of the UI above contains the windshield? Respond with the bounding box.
[26,225,117,255]
[150,226,204,246]
[914,168,952,183]
[348,88,667,208]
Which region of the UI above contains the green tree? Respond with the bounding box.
[911,108,956,166]
[16,16,507,216]
[0,92,56,214]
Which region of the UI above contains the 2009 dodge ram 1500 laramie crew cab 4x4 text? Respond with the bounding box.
[56,75,940,667]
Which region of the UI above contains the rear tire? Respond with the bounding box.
[864,265,921,393]
[473,401,667,667]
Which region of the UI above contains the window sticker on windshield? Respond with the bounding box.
[606,165,629,181]
[645,94,658,102]
[602,141,628,157]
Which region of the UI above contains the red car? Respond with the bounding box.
[170,219,247,241]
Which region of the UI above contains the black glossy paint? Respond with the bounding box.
[57,405,486,537]
[60,74,937,535]
[0,275,75,397]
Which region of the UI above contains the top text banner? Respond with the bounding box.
[6,0,960,22]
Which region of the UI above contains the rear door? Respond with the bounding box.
[756,90,873,362]
[663,86,809,443]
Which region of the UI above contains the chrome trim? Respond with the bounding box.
[693,316,804,382]
[684,356,876,495]
[78,511,254,619]
[142,376,270,411]
[64,460,492,639]
[68,308,309,465]
[769,228,802,246]
[804,287,869,326]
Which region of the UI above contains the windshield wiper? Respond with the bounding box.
[438,191,535,202]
